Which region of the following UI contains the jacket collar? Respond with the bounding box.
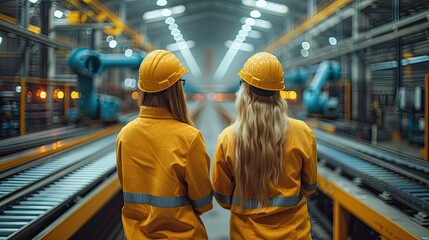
[138,106,174,119]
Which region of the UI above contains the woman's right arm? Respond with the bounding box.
[212,134,235,210]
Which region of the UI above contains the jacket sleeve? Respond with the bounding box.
[116,133,123,187]
[301,131,318,195]
[115,132,123,187]
[212,134,234,210]
[185,131,213,215]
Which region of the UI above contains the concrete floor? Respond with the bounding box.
[195,101,232,240]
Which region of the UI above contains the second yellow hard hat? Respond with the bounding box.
[238,52,285,91]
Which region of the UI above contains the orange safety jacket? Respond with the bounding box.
[116,106,213,240]
[212,118,317,240]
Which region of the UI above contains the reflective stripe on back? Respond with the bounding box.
[123,192,191,208]
[214,192,303,209]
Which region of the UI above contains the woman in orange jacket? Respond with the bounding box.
[116,50,213,239]
[212,52,318,239]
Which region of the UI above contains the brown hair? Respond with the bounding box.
[140,81,194,126]
[233,83,288,210]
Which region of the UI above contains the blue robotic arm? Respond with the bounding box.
[67,47,144,121]
[303,60,340,115]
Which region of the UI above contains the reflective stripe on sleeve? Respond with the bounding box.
[214,191,303,209]
[123,192,191,208]
[302,181,317,191]
[214,191,232,205]
[191,190,213,208]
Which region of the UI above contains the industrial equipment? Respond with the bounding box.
[303,60,341,116]
[67,47,145,122]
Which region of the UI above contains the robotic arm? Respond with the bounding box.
[67,47,144,121]
[303,60,341,115]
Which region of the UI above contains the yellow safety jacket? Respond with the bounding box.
[116,106,213,240]
[212,118,317,240]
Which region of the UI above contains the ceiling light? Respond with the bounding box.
[29,0,38,3]
[250,10,261,18]
[174,34,183,41]
[161,9,172,17]
[247,30,261,38]
[143,5,186,21]
[168,23,178,30]
[329,37,337,45]
[245,18,256,26]
[53,10,63,18]
[238,30,248,37]
[171,5,186,14]
[302,41,310,50]
[225,40,254,52]
[156,0,167,6]
[0,37,3,45]
[301,49,309,57]
[163,17,200,77]
[215,24,253,80]
[401,55,429,65]
[242,0,288,15]
[255,0,267,8]
[166,40,195,52]
[171,29,180,36]
[165,17,175,24]
[236,34,246,42]
[254,18,271,29]
[109,40,117,48]
[242,18,271,29]
[106,35,114,42]
[125,49,133,57]
[241,24,252,32]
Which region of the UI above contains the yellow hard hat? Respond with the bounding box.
[138,50,187,92]
[237,52,284,91]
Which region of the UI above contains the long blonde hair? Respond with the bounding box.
[141,81,194,126]
[233,83,288,209]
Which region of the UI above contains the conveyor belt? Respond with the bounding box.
[0,135,116,200]
[317,142,429,215]
[313,128,429,175]
[0,132,118,240]
[0,126,100,157]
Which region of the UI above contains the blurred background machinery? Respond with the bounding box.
[0,0,428,239]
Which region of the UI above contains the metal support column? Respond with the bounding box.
[344,80,351,122]
[425,73,428,161]
[20,78,26,135]
[39,1,51,78]
[64,82,70,122]
[393,0,402,133]
[333,201,349,240]
[350,0,360,121]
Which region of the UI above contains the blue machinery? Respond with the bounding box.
[68,48,145,121]
[301,60,341,115]
[67,47,340,120]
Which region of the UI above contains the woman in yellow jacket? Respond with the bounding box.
[212,52,318,240]
[116,50,213,239]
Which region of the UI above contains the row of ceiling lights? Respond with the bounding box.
[159,1,201,77]
[214,0,287,80]
[300,37,338,57]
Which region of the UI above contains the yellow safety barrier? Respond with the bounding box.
[318,166,429,240]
